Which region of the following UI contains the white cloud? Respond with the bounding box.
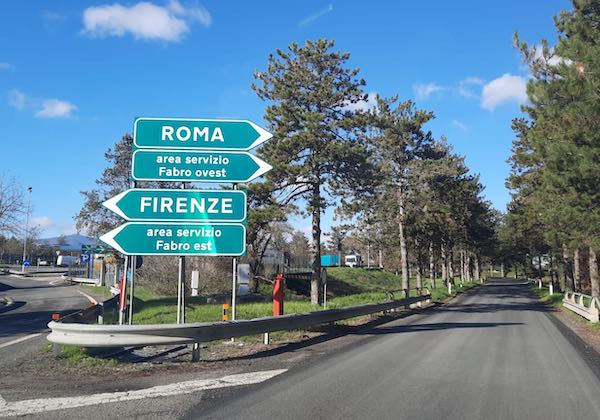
[0,62,13,70]
[82,1,211,42]
[451,120,468,131]
[31,216,76,234]
[298,4,334,28]
[31,216,54,229]
[532,44,572,67]
[8,89,26,110]
[481,73,527,111]
[7,90,77,118]
[413,82,444,100]
[36,99,77,118]
[343,92,378,113]
[458,77,484,98]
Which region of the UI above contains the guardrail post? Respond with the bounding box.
[97,301,104,325]
[191,343,201,362]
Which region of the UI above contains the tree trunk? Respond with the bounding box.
[474,255,480,280]
[441,243,447,285]
[537,255,543,280]
[459,248,465,284]
[500,263,505,278]
[398,187,409,295]
[590,246,599,298]
[429,241,435,289]
[310,187,322,305]
[574,248,581,292]
[550,254,559,292]
[466,252,471,282]
[448,249,454,285]
[415,239,422,292]
[562,244,574,293]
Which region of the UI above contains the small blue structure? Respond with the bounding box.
[321,254,340,267]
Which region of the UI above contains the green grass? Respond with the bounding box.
[528,284,563,308]
[326,267,403,294]
[126,277,480,325]
[41,343,119,367]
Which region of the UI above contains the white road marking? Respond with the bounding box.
[0,333,42,349]
[0,369,287,417]
[77,290,97,305]
[49,279,64,286]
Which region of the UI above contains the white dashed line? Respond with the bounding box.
[0,333,42,349]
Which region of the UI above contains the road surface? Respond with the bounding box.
[1,279,599,419]
[0,275,92,369]
[194,279,600,420]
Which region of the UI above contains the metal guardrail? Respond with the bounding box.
[61,274,101,285]
[47,294,431,348]
[58,294,120,325]
[563,292,599,323]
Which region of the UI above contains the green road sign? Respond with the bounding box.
[103,189,247,222]
[131,150,272,183]
[99,222,246,256]
[133,117,272,151]
[81,245,92,254]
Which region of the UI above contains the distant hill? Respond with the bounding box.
[37,234,97,251]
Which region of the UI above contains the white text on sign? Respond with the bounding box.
[161,126,224,143]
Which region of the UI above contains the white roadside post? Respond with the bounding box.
[190,270,200,361]
[191,271,199,296]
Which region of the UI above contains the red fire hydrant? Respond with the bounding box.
[273,273,284,316]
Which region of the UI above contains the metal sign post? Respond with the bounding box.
[231,184,238,326]
[98,116,274,361]
[177,183,186,325]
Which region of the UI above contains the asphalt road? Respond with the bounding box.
[0,275,91,369]
[194,280,600,420]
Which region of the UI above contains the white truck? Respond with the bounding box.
[56,255,77,267]
[344,254,362,268]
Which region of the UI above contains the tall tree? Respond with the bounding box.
[509,0,600,295]
[253,39,372,304]
[369,96,435,294]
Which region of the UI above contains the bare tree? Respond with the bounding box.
[0,176,25,235]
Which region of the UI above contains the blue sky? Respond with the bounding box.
[0,0,569,238]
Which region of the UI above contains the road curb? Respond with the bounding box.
[0,296,15,309]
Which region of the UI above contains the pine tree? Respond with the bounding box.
[253,39,372,304]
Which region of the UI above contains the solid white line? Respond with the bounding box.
[77,290,97,305]
[0,369,287,417]
[0,333,42,349]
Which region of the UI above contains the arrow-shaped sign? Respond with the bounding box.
[131,150,272,183]
[102,189,247,222]
[99,222,246,256]
[133,117,272,151]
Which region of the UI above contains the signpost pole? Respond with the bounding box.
[119,255,129,325]
[231,184,238,327]
[128,180,137,325]
[177,183,186,325]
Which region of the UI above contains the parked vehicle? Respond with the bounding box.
[344,254,362,268]
[56,255,77,267]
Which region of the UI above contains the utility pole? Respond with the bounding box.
[21,187,32,273]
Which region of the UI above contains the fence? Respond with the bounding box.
[562,291,599,323]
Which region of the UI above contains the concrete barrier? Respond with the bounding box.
[562,292,599,323]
